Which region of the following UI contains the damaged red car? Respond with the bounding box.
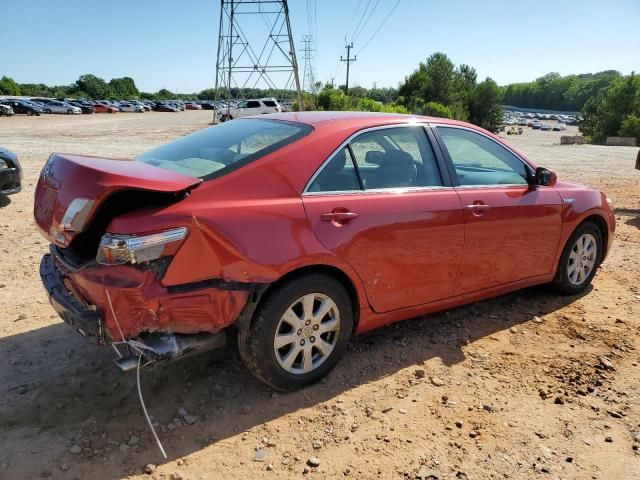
[35,112,615,390]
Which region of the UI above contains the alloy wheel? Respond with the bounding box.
[567,233,597,285]
[273,293,341,374]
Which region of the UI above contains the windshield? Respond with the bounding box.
[135,118,312,180]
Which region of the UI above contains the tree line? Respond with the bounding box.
[2,60,638,142]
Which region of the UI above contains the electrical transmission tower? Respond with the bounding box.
[340,42,356,95]
[301,35,317,93]
[213,0,303,121]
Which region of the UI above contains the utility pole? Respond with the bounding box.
[213,0,303,123]
[340,43,356,95]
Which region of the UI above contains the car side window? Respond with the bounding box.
[307,147,361,193]
[349,127,442,188]
[247,100,261,108]
[437,126,529,186]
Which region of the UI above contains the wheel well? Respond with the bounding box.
[241,265,361,333]
[581,214,608,264]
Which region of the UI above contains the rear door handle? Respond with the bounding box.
[321,211,359,222]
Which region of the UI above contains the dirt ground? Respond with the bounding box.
[0,112,639,480]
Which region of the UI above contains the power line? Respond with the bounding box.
[344,0,364,41]
[351,0,381,42]
[356,0,402,56]
[348,0,372,42]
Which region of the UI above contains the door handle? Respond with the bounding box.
[465,203,490,216]
[465,204,490,211]
[321,211,359,222]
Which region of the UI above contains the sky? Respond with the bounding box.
[1,0,639,93]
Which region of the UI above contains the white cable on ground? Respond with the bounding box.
[105,289,126,342]
[137,355,168,459]
[105,288,167,459]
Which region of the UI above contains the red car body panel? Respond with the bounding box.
[452,186,563,295]
[93,104,118,113]
[34,153,201,247]
[303,190,465,312]
[34,112,616,343]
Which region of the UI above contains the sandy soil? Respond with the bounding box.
[0,112,639,480]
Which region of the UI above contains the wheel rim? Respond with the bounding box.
[273,293,341,375]
[567,233,597,285]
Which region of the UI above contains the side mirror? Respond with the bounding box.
[534,167,557,187]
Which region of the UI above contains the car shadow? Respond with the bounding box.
[0,284,590,479]
[0,195,11,208]
[615,207,640,229]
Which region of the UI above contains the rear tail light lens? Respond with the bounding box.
[97,227,187,265]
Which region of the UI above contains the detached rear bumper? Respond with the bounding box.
[40,253,103,343]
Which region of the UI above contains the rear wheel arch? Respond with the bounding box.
[238,264,361,334]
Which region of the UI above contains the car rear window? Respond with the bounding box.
[135,119,312,181]
[262,100,277,107]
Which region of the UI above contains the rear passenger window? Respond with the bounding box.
[349,127,442,189]
[307,147,361,193]
[246,101,261,108]
[262,100,277,107]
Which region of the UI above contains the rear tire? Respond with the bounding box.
[238,274,353,391]
[67,109,73,114]
[553,221,602,295]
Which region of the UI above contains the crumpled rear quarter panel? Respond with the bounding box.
[68,264,248,339]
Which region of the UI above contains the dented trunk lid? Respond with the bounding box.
[34,153,201,246]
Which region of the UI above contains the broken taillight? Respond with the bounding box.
[60,198,95,232]
[96,227,188,265]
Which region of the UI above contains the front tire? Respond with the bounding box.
[238,274,353,391]
[553,221,602,295]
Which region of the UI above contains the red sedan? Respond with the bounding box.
[35,112,615,390]
[93,104,119,113]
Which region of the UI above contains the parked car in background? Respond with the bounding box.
[185,102,202,110]
[0,104,15,116]
[0,147,22,195]
[153,102,180,112]
[127,100,151,111]
[1,99,44,116]
[39,100,82,115]
[34,112,615,390]
[93,103,119,113]
[66,100,95,114]
[118,102,145,113]
[279,100,293,112]
[220,97,281,121]
[540,124,552,131]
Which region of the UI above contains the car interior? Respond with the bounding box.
[308,128,442,192]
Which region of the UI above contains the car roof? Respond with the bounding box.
[253,111,534,167]
[258,111,471,129]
